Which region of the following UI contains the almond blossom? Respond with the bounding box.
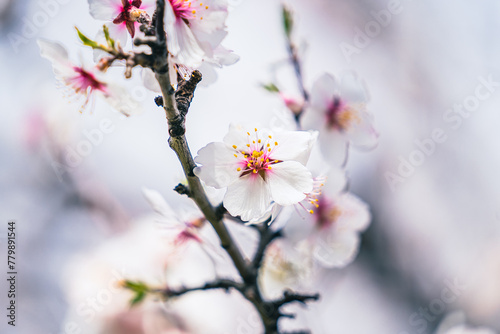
[284,173,371,268]
[38,39,138,116]
[164,0,237,70]
[143,188,205,247]
[194,125,316,221]
[88,0,154,44]
[302,72,379,166]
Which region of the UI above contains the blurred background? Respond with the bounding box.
[1,0,500,333]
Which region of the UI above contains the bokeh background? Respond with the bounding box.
[1,0,500,333]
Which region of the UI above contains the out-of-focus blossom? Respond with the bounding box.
[258,238,313,299]
[284,172,370,268]
[88,0,154,44]
[302,72,378,166]
[164,0,238,75]
[38,39,139,116]
[280,92,304,116]
[194,124,316,221]
[143,188,205,247]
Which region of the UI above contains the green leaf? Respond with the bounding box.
[103,25,115,49]
[75,27,100,49]
[261,83,280,93]
[130,291,146,306]
[282,5,294,38]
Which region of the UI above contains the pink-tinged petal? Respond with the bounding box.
[310,73,339,111]
[318,128,349,167]
[333,193,371,232]
[194,142,240,188]
[267,161,313,206]
[313,231,360,268]
[270,130,317,165]
[301,104,326,132]
[165,2,205,68]
[105,22,129,47]
[339,71,369,103]
[223,175,272,221]
[141,68,161,92]
[88,0,120,20]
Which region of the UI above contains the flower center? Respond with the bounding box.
[231,128,281,179]
[314,197,341,229]
[68,67,107,95]
[169,0,209,21]
[326,97,360,131]
[113,0,144,37]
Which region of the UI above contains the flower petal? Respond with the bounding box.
[318,128,348,167]
[194,142,240,188]
[223,175,272,221]
[100,83,142,116]
[310,73,338,111]
[313,231,360,268]
[141,68,161,93]
[333,193,371,232]
[37,39,74,76]
[267,161,313,206]
[270,130,317,165]
[88,0,120,20]
[339,71,369,103]
[165,3,205,68]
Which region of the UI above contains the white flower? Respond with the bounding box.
[143,188,205,246]
[164,0,237,70]
[88,0,154,44]
[38,39,139,116]
[302,72,379,166]
[194,125,316,221]
[284,173,371,268]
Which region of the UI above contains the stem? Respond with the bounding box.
[130,1,319,332]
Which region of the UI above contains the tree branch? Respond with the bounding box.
[159,279,245,298]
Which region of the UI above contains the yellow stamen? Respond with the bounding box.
[232,145,237,149]
[234,154,238,157]
[309,210,314,214]
[237,167,241,171]
[253,169,258,173]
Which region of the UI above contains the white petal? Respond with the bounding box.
[223,175,272,221]
[101,83,143,116]
[165,3,205,68]
[88,0,119,20]
[310,73,339,111]
[222,123,264,150]
[333,193,371,232]
[318,128,348,167]
[313,231,360,268]
[267,161,313,206]
[346,107,379,149]
[323,167,347,195]
[194,142,240,188]
[142,68,161,93]
[37,39,74,76]
[197,62,218,87]
[339,71,369,103]
[142,188,177,221]
[270,130,317,165]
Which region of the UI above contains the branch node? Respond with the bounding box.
[174,183,191,197]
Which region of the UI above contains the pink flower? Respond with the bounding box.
[88,0,154,44]
[38,39,139,116]
[194,125,316,221]
[302,72,379,166]
[165,0,237,69]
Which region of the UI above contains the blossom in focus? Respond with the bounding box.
[143,188,205,247]
[38,39,139,116]
[194,125,316,221]
[164,0,238,70]
[88,0,154,44]
[302,72,378,166]
[284,172,371,268]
